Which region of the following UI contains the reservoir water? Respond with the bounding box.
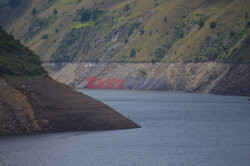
[0,90,250,166]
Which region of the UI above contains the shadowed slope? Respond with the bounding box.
[0,25,140,135]
[7,77,140,133]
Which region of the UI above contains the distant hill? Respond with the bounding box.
[0,0,249,63]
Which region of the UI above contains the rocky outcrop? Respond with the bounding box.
[0,76,140,135]
[43,62,250,96]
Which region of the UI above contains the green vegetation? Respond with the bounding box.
[210,21,216,29]
[32,8,37,16]
[77,8,102,23]
[123,4,131,12]
[53,9,58,15]
[51,28,90,62]
[140,28,145,35]
[0,26,46,77]
[124,38,128,43]
[154,47,166,61]
[213,28,249,62]
[165,40,174,49]
[74,21,95,29]
[174,20,185,40]
[41,34,48,39]
[80,9,91,22]
[130,48,136,58]
[153,40,174,61]
[128,23,139,37]
[128,26,134,37]
[198,18,205,29]
[23,16,55,43]
[3,0,249,64]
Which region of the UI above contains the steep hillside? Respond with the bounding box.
[43,62,250,96]
[1,0,249,63]
[0,27,139,135]
[0,0,32,28]
[0,25,46,77]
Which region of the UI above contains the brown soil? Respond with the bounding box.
[0,76,140,135]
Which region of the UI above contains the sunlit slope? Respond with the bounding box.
[161,0,250,63]
[0,0,249,63]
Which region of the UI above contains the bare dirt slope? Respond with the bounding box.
[0,77,41,135]
[0,76,140,135]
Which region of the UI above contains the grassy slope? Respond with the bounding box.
[0,26,46,77]
[1,0,249,63]
[162,0,250,63]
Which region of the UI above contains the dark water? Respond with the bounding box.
[0,90,250,166]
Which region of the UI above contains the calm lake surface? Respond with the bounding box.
[0,90,250,166]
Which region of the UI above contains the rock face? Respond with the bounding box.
[0,76,140,135]
[43,62,250,96]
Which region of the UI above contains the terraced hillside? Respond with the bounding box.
[0,0,249,63]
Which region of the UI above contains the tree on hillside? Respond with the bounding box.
[32,8,37,16]
[124,38,128,43]
[164,16,167,22]
[140,28,145,35]
[80,9,91,22]
[53,9,58,15]
[210,21,216,29]
[198,19,205,29]
[123,4,130,11]
[130,48,136,58]
[41,34,48,39]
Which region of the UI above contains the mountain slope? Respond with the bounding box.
[1,0,249,63]
[43,61,250,96]
[0,27,139,135]
[0,25,46,77]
